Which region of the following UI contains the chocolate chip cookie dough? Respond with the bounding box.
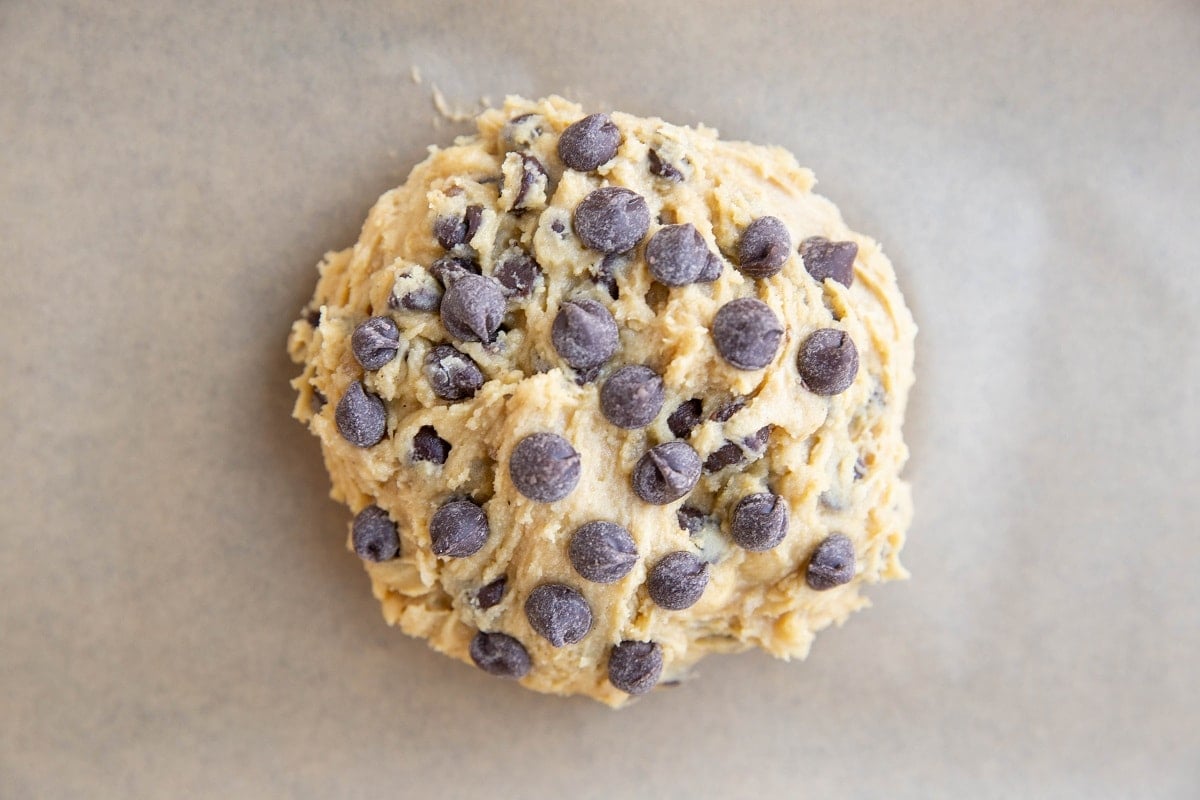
[287,95,916,706]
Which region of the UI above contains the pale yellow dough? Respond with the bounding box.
[287,96,916,706]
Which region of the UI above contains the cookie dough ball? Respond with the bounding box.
[287,95,916,707]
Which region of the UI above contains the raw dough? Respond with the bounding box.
[287,95,916,706]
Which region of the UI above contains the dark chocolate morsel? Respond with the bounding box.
[429,499,489,558]
[391,286,441,312]
[710,397,745,422]
[806,533,856,590]
[424,345,484,401]
[430,255,481,287]
[525,583,593,646]
[569,521,638,583]
[648,148,684,181]
[730,493,789,551]
[305,308,321,327]
[494,250,543,299]
[800,236,857,287]
[509,432,581,502]
[633,442,701,505]
[464,204,484,240]
[703,441,744,473]
[434,213,468,250]
[573,187,650,254]
[737,216,792,278]
[600,365,665,429]
[352,505,400,562]
[412,425,451,464]
[335,381,387,448]
[667,399,703,439]
[440,273,505,343]
[469,631,531,678]
[647,551,709,610]
[475,576,507,609]
[511,154,548,211]
[350,316,401,370]
[645,223,712,286]
[712,298,784,370]
[676,506,707,534]
[745,425,773,453]
[696,251,723,282]
[558,113,621,172]
[797,328,859,395]
[608,640,664,695]
[551,298,619,370]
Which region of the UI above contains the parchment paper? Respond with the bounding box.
[2,1,1197,797]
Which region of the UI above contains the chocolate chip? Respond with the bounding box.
[633,442,701,505]
[558,113,621,172]
[569,521,637,583]
[430,255,481,287]
[493,250,542,298]
[696,251,723,282]
[305,308,321,327]
[509,432,581,502]
[648,148,684,181]
[517,154,550,211]
[350,316,401,370]
[475,576,507,609]
[806,534,856,590]
[797,328,859,395]
[667,399,703,439]
[737,216,791,278]
[551,298,619,370]
[600,365,665,429]
[335,381,387,448]
[352,505,400,562]
[412,425,450,464]
[594,253,623,299]
[645,223,713,286]
[710,397,745,422]
[440,273,505,343]
[429,499,489,558]
[573,187,650,254]
[525,583,592,646]
[464,204,483,240]
[551,218,566,235]
[730,493,789,551]
[608,640,663,695]
[745,425,772,453]
[424,345,484,401]
[390,286,440,312]
[676,506,707,534]
[703,442,743,473]
[434,214,468,250]
[647,551,708,610]
[800,236,857,287]
[469,631,531,679]
[712,298,784,370]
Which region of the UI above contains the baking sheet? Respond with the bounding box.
[2,1,1198,797]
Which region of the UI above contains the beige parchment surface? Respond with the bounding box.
[2,2,1197,797]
